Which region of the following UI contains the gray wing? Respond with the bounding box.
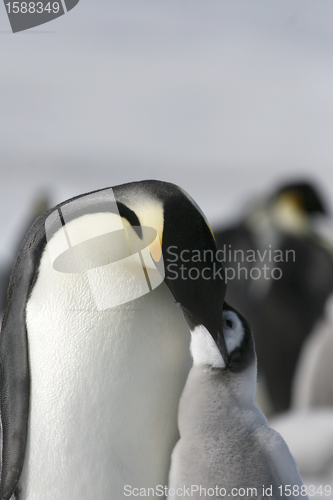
[0,211,48,500]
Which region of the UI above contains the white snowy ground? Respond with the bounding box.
[1,0,333,497]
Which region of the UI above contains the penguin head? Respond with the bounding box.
[273,181,327,216]
[42,180,228,363]
[247,180,327,237]
[270,181,327,234]
[190,302,255,372]
[113,180,229,364]
[222,302,255,372]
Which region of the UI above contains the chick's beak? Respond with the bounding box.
[217,331,229,366]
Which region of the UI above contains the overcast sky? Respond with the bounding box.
[0,0,332,260]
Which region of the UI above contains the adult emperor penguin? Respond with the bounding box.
[214,180,333,412]
[0,180,228,500]
[167,302,307,500]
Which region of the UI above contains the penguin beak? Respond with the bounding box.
[162,244,229,366]
[200,317,229,367]
[217,330,229,366]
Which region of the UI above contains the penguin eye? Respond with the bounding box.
[226,319,233,329]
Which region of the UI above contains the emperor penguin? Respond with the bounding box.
[214,180,333,412]
[167,302,307,500]
[0,180,228,500]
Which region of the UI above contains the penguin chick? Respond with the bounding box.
[167,303,308,500]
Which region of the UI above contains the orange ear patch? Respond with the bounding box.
[149,235,162,262]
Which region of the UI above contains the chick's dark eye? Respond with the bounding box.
[226,319,233,329]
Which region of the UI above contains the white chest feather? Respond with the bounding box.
[19,214,191,500]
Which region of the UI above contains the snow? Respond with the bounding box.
[270,410,333,499]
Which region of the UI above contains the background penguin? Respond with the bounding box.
[167,302,307,500]
[214,180,333,413]
[0,180,228,500]
[267,295,333,483]
[292,293,333,409]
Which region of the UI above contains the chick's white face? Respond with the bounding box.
[222,310,245,355]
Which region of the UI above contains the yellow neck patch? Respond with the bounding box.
[122,198,164,262]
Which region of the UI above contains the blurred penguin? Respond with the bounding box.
[292,293,333,409]
[269,291,333,481]
[214,180,333,413]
